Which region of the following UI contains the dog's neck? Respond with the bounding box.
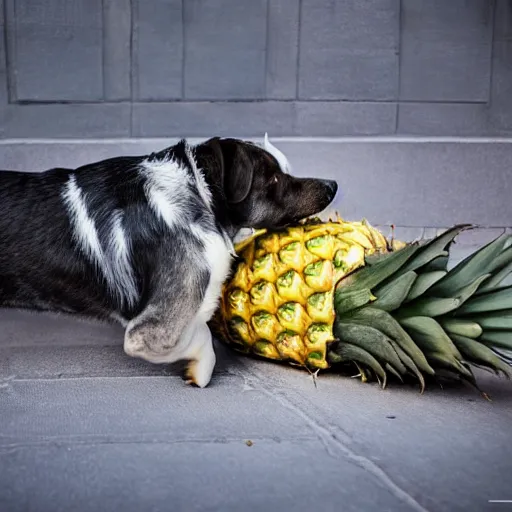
[152,141,240,240]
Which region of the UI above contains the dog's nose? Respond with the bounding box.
[322,179,338,196]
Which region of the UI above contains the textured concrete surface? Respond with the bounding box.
[0,138,512,511]
[1,305,511,512]
[399,0,493,102]
[1,138,511,228]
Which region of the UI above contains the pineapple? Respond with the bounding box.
[209,217,512,392]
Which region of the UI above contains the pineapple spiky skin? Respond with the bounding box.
[210,217,398,369]
[210,217,512,392]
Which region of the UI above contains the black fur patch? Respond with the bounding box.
[0,137,337,324]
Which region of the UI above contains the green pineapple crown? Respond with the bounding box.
[330,224,512,395]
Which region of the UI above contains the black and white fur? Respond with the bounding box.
[0,135,338,387]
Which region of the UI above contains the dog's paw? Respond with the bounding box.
[184,342,216,387]
[184,329,216,388]
[184,359,214,388]
[184,362,203,388]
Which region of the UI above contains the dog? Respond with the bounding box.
[0,135,338,387]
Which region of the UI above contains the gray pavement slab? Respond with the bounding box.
[0,441,413,512]
[1,307,511,512]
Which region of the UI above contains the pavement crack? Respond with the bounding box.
[237,366,429,512]
[0,434,313,453]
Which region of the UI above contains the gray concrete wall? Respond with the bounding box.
[0,0,511,139]
[1,138,511,233]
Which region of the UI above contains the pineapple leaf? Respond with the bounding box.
[429,233,509,297]
[398,297,460,318]
[406,270,447,302]
[337,244,419,292]
[400,225,470,273]
[384,363,404,382]
[328,342,387,388]
[456,285,512,315]
[399,316,462,361]
[402,275,489,324]
[371,271,417,312]
[388,340,426,392]
[334,288,374,315]
[343,307,434,375]
[439,318,483,339]
[479,330,512,351]
[477,261,512,294]
[471,309,512,330]
[426,352,475,380]
[450,334,511,378]
[450,274,491,305]
[334,321,407,374]
[484,245,512,275]
[422,253,449,272]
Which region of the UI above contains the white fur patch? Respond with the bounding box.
[264,133,291,174]
[183,142,213,211]
[106,210,138,308]
[62,176,138,309]
[61,175,105,272]
[184,228,233,387]
[191,224,234,322]
[143,144,214,229]
[142,156,191,229]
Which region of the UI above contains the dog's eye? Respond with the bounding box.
[271,176,279,184]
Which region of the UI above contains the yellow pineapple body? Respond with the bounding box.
[213,218,390,369]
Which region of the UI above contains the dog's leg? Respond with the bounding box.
[122,258,218,387]
[122,223,232,388]
[124,314,215,388]
[124,314,216,387]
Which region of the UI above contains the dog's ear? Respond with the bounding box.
[203,138,254,204]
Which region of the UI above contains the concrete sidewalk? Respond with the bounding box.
[0,306,511,512]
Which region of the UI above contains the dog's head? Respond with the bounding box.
[197,135,338,233]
